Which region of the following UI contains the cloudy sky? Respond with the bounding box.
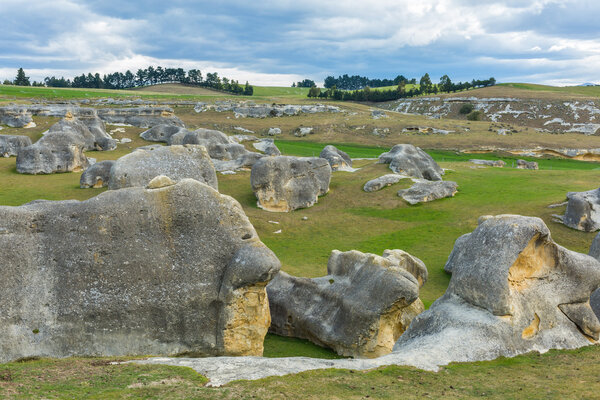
[1,0,599,86]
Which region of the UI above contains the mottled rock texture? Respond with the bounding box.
[363,174,409,192]
[108,145,217,190]
[250,156,331,212]
[398,180,458,205]
[96,107,184,128]
[140,124,191,143]
[16,131,89,174]
[470,159,506,167]
[80,160,115,188]
[319,145,352,171]
[0,179,280,362]
[378,144,443,180]
[268,249,426,358]
[560,188,600,232]
[517,159,539,170]
[253,139,281,156]
[48,113,116,151]
[0,135,32,157]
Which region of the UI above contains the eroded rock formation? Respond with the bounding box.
[378,144,443,180]
[16,131,89,174]
[0,135,32,157]
[319,145,352,171]
[398,180,458,205]
[558,188,600,232]
[363,174,409,192]
[470,159,506,167]
[0,179,280,362]
[517,159,539,170]
[140,124,191,143]
[80,160,115,188]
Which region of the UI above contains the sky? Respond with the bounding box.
[1,0,599,86]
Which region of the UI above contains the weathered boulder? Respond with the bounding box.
[48,113,116,151]
[588,233,600,319]
[398,180,458,205]
[393,215,600,366]
[559,188,600,232]
[371,110,387,119]
[80,160,115,188]
[363,174,409,192]
[108,145,218,190]
[250,156,331,212]
[294,127,313,137]
[470,159,506,167]
[212,152,265,173]
[517,159,539,170]
[268,249,426,358]
[0,106,33,128]
[0,179,280,362]
[16,131,89,174]
[253,139,281,156]
[140,124,191,143]
[0,135,32,157]
[319,145,352,171]
[96,107,184,128]
[378,144,443,180]
[267,127,281,136]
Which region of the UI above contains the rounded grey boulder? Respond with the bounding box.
[517,159,539,170]
[250,156,331,212]
[0,135,32,157]
[80,160,115,188]
[560,188,600,232]
[363,174,408,192]
[16,131,89,174]
[397,180,458,205]
[140,124,191,143]
[378,144,443,180]
[108,145,218,190]
[320,145,352,171]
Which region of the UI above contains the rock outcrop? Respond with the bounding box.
[398,180,458,205]
[140,124,191,143]
[108,145,218,190]
[16,131,89,174]
[378,144,443,180]
[80,160,115,188]
[517,159,539,170]
[268,249,427,358]
[558,188,600,232]
[0,135,32,157]
[250,156,331,212]
[319,145,352,171]
[195,102,341,118]
[47,113,116,151]
[0,106,33,128]
[253,139,281,156]
[363,174,409,192]
[96,107,184,127]
[470,159,506,167]
[267,127,281,136]
[0,179,280,362]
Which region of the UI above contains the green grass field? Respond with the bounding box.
[499,82,600,98]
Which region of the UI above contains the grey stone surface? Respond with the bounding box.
[267,127,281,136]
[212,152,265,173]
[16,131,89,174]
[195,102,342,118]
[80,160,115,188]
[0,179,280,362]
[250,156,331,212]
[140,124,191,143]
[253,139,281,156]
[0,106,33,128]
[0,135,32,157]
[378,144,444,180]
[268,249,426,358]
[517,159,539,170]
[294,127,313,137]
[96,107,184,128]
[47,114,116,151]
[363,174,409,192]
[319,145,352,171]
[589,233,600,320]
[398,180,458,205]
[108,145,218,190]
[470,159,506,167]
[442,233,471,274]
[560,188,600,232]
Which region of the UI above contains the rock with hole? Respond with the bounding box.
[80,160,115,188]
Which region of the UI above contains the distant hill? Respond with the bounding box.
[578,83,598,87]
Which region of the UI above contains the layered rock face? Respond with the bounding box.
[96,107,184,127]
[363,174,409,192]
[559,188,600,232]
[398,180,458,205]
[108,145,218,190]
[320,145,352,171]
[378,144,443,180]
[140,124,191,142]
[393,215,600,366]
[80,160,115,188]
[250,156,331,212]
[0,135,32,157]
[268,249,427,358]
[0,106,34,128]
[16,131,89,174]
[0,179,281,362]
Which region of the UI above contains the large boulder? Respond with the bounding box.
[16,131,89,174]
[397,180,458,205]
[96,107,184,128]
[140,124,191,143]
[47,113,116,151]
[319,145,352,171]
[0,106,33,128]
[268,249,426,358]
[559,188,600,232]
[80,160,115,188]
[75,109,115,150]
[363,174,408,192]
[378,144,443,180]
[0,135,32,157]
[0,178,280,362]
[108,145,218,190]
[250,156,331,212]
[393,215,600,367]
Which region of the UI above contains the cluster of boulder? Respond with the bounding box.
[194,101,342,118]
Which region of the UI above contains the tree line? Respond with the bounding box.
[4,67,254,95]
[321,74,417,90]
[307,73,496,102]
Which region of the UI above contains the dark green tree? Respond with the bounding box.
[419,73,432,93]
[307,85,321,98]
[14,68,30,86]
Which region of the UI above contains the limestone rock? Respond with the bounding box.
[267,127,281,136]
[96,107,184,128]
[363,174,409,192]
[394,215,600,366]
[0,179,280,362]
[470,159,506,167]
[0,135,32,157]
[268,249,426,358]
[517,159,539,170]
[319,145,352,171]
[294,127,313,137]
[560,188,600,232]
[398,180,458,205]
[16,131,89,174]
[378,144,443,180]
[80,160,115,188]
[212,152,265,173]
[48,114,116,151]
[140,124,191,143]
[253,139,281,156]
[250,156,331,212]
[0,106,33,128]
[108,145,218,190]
